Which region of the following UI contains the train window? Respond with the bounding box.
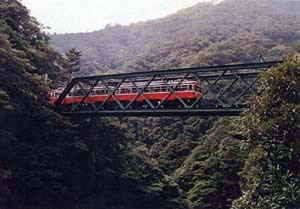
[99,90,105,94]
[181,85,188,91]
[161,86,167,92]
[132,88,137,93]
[120,88,130,94]
[154,87,160,92]
[76,91,84,96]
[151,87,157,92]
[189,85,193,90]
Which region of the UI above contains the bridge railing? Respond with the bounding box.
[54,61,281,116]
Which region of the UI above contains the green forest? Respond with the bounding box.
[51,0,300,75]
[0,0,300,209]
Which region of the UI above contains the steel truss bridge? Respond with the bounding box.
[55,61,281,117]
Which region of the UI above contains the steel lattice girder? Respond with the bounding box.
[54,61,281,116]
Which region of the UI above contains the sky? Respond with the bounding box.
[21,0,222,34]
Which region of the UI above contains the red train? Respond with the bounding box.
[49,80,202,109]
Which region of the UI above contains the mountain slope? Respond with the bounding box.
[2,0,300,209]
[0,1,184,209]
[50,0,300,75]
[49,2,300,208]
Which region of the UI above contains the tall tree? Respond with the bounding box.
[232,55,300,209]
[65,48,82,81]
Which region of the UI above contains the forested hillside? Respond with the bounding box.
[51,0,300,75]
[1,0,300,209]
[0,1,183,209]
[50,0,300,208]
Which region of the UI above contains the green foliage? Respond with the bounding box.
[89,116,217,208]
[65,48,82,80]
[175,117,247,209]
[118,142,184,209]
[0,2,185,206]
[51,0,300,75]
[102,117,216,175]
[0,1,64,80]
[0,1,85,204]
[50,1,300,208]
[0,89,13,110]
[231,55,300,209]
[1,0,300,209]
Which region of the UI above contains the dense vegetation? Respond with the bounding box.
[51,0,300,75]
[1,0,300,209]
[51,1,300,208]
[175,117,247,209]
[0,1,182,208]
[232,56,300,208]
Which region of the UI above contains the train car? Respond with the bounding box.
[49,80,202,109]
[49,87,65,104]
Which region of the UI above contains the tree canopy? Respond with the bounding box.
[51,0,300,75]
[1,0,300,209]
[232,55,300,208]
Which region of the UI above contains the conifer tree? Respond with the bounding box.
[65,48,82,81]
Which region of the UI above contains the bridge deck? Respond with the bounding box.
[60,108,247,117]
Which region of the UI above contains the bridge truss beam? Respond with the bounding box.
[55,61,281,117]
